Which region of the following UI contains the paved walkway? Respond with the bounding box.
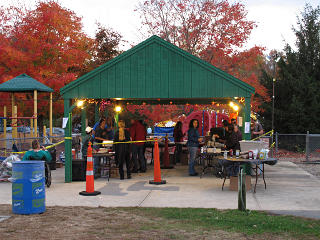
[1,161,320,219]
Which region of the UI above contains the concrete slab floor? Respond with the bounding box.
[0,161,320,219]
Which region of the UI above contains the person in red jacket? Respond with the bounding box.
[130,119,147,172]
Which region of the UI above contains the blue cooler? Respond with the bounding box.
[12,161,46,214]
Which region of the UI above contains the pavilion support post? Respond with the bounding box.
[43,125,47,138]
[95,102,99,123]
[243,97,251,140]
[243,97,252,176]
[11,93,14,117]
[34,90,38,137]
[13,106,18,139]
[49,92,53,136]
[64,99,72,183]
[30,119,34,137]
[11,93,15,138]
[81,107,86,138]
[3,106,7,149]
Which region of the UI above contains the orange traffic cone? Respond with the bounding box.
[161,135,174,169]
[79,142,101,196]
[150,139,166,185]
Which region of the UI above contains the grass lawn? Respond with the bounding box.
[128,207,320,239]
[1,205,319,239]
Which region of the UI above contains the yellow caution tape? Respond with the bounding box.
[251,130,273,141]
[0,140,65,155]
[44,140,65,149]
[1,136,166,155]
[270,142,275,148]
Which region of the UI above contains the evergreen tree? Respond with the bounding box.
[259,4,320,133]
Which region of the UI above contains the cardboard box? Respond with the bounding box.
[110,167,119,178]
[229,176,251,191]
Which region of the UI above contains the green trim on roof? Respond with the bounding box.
[0,74,53,92]
[60,35,254,98]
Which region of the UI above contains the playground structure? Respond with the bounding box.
[0,74,54,152]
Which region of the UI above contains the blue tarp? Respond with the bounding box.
[154,127,174,142]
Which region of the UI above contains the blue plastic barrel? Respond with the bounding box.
[11,161,46,214]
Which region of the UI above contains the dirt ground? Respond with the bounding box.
[0,205,298,240]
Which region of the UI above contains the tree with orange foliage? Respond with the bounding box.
[0,1,93,115]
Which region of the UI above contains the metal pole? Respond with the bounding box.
[306,131,310,162]
[275,132,278,156]
[272,78,275,134]
[271,78,275,157]
[65,112,72,182]
[238,168,246,211]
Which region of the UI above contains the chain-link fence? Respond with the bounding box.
[0,135,65,162]
[275,132,320,162]
[306,133,320,162]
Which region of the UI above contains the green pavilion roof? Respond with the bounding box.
[60,35,254,100]
[0,74,53,92]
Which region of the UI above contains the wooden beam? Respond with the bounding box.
[30,119,34,137]
[13,105,17,139]
[3,106,6,149]
[34,90,37,137]
[11,93,15,138]
[43,125,47,138]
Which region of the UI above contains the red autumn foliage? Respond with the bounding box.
[0,1,94,116]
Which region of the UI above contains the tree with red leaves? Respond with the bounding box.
[0,1,93,116]
[136,0,269,111]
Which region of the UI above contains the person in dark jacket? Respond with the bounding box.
[187,119,202,176]
[114,120,131,180]
[93,118,108,178]
[173,121,184,164]
[226,125,242,152]
[218,120,230,145]
[130,120,147,172]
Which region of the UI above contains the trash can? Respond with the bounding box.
[72,159,87,181]
[12,161,46,214]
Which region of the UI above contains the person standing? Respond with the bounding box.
[187,119,202,176]
[251,118,264,140]
[114,120,131,180]
[218,120,230,145]
[106,116,114,140]
[92,118,108,178]
[130,119,147,173]
[226,125,242,152]
[173,121,184,164]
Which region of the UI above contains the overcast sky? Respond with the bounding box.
[1,0,319,52]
